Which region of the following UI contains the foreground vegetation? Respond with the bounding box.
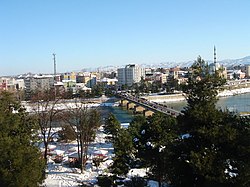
[0,56,249,186]
[0,91,101,186]
[0,92,45,186]
[105,57,250,187]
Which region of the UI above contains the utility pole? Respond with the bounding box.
[53,53,56,81]
[53,53,57,99]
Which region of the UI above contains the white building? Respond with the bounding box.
[118,64,145,86]
[0,77,25,91]
[209,62,227,79]
[14,79,25,90]
[24,74,54,98]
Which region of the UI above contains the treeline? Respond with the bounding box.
[104,57,250,187]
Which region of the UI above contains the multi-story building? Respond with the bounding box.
[62,72,77,81]
[169,66,181,79]
[24,75,54,99]
[154,72,168,83]
[14,79,25,90]
[227,70,245,80]
[118,64,145,86]
[0,77,23,91]
[244,64,250,78]
[100,77,118,88]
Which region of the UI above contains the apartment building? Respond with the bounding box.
[0,77,24,91]
[117,64,145,86]
[24,75,54,99]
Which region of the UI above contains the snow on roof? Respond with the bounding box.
[62,79,76,83]
[101,77,118,82]
[54,82,64,86]
[33,74,54,78]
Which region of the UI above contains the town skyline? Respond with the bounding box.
[1,0,250,76]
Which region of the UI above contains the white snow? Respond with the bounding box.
[24,88,250,186]
[218,87,250,97]
[147,87,250,103]
[43,128,112,186]
[42,126,149,186]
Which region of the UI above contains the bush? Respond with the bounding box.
[124,176,147,187]
[97,175,113,187]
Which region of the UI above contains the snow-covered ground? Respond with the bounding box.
[42,126,151,187]
[43,127,112,186]
[218,87,250,97]
[23,101,119,113]
[32,88,250,186]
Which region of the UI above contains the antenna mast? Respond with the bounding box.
[53,53,56,82]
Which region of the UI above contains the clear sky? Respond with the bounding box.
[1,0,250,76]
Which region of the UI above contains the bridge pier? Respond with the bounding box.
[143,110,154,117]
[134,105,145,114]
[120,99,129,107]
[127,102,136,110]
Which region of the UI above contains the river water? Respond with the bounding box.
[165,92,250,113]
[100,93,250,123]
[99,105,134,124]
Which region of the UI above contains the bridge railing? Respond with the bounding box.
[116,93,182,117]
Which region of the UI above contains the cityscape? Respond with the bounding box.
[1,1,250,187]
[1,50,250,101]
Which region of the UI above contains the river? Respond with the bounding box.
[101,93,250,123]
[165,92,250,113]
[99,105,134,124]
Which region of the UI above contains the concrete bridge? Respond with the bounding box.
[116,93,182,117]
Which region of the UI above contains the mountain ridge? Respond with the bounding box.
[95,56,250,72]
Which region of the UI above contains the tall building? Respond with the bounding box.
[245,64,250,78]
[24,75,54,99]
[118,64,145,86]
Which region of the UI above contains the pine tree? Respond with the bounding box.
[104,113,121,141]
[111,128,134,176]
[0,91,45,187]
[170,56,250,186]
[129,113,177,186]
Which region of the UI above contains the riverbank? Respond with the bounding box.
[218,87,250,97]
[143,87,250,103]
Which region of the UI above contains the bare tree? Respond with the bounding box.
[30,90,61,162]
[60,99,101,173]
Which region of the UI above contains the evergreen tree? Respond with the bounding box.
[111,128,134,176]
[169,56,250,186]
[104,113,121,141]
[91,84,104,97]
[129,113,178,186]
[0,91,45,187]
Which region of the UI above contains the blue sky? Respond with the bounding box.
[1,0,250,76]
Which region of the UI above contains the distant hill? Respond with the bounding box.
[219,56,250,67]
[140,56,250,69]
[86,56,250,73]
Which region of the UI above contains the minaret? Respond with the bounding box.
[214,45,217,64]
